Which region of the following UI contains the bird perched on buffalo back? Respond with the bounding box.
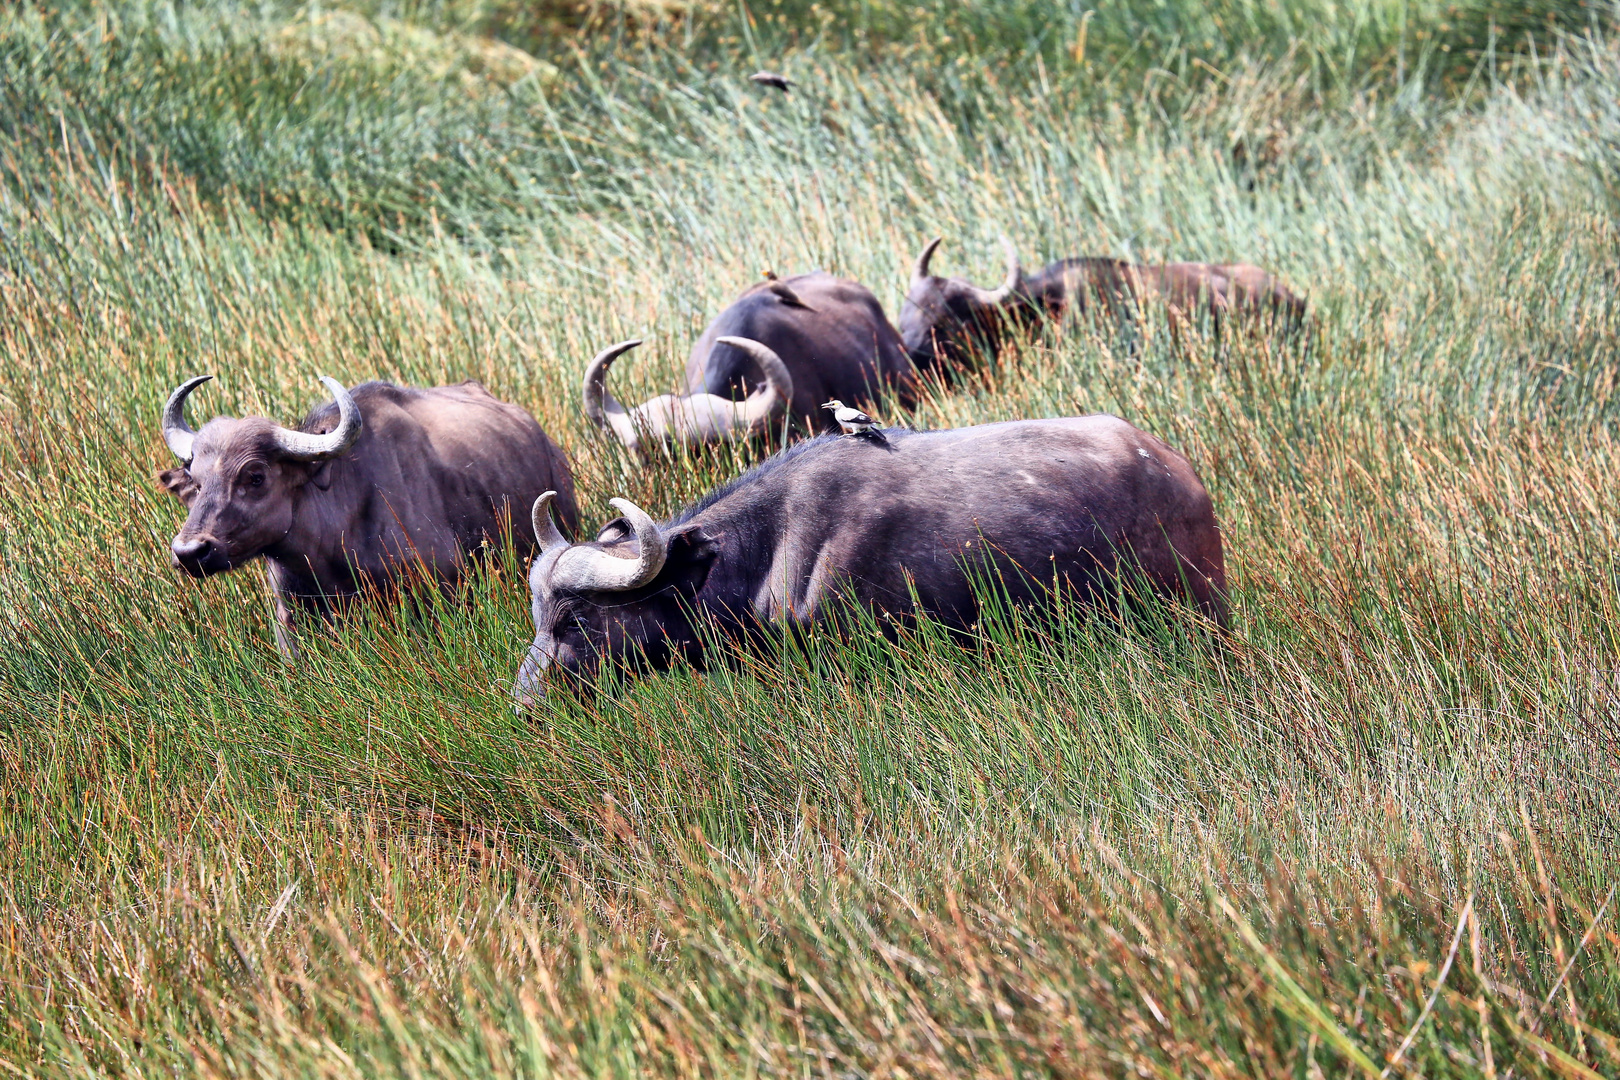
[822,399,885,443]
[767,279,812,309]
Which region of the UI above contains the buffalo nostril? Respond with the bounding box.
[172,536,212,561]
[171,536,222,576]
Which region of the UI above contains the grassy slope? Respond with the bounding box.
[2,0,1619,1075]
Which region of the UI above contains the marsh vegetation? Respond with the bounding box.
[1,0,1618,1074]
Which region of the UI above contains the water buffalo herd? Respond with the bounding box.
[156,237,1302,704]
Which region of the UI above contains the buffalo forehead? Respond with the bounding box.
[531,544,573,597]
[190,418,283,470]
[539,542,642,597]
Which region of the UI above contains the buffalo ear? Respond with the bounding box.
[155,467,200,507]
[660,525,719,594]
[307,460,335,491]
[596,517,631,544]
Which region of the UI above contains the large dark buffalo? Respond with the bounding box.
[157,375,577,650]
[899,238,1306,371]
[584,271,914,457]
[513,415,1224,705]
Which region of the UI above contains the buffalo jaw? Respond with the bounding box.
[581,337,792,460]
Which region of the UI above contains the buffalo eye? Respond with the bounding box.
[244,470,266,489]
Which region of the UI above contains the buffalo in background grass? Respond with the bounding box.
[583,271,915,458]
[899,237,1307,372]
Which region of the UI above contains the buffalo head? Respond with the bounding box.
[898,236,1021,372]
[156,375,362,578]
[514,492,718,708]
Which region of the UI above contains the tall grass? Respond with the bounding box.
[2,0,1619,1075]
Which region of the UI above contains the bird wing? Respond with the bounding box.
[768,282,811,309]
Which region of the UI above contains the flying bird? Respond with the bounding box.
[822,399,885,442]
[749,71,793,93]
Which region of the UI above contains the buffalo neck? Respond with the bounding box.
[690,509,772,628]
[260,459,377,602]
[676,448,825,626]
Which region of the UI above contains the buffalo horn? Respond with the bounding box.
[910,236,943,288]
[161,374,214,464]
[968,236,1021,306]
[531,490,569,554]
[553,498,666,592]
[269,377,363,462]
[580,339,645,453]
[712,336,793,426]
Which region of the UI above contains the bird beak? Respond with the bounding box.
[821,401,835,410]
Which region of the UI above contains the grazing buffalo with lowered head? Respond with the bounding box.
[513,415,1225,706]
[899,237,1306,370]
[897,236,1023,373]
[158,375,577,651]
[584,271,914,458]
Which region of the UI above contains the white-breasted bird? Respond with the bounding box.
[749,70,793,93]
[822,399,884,441]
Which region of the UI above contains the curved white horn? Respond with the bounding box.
[713,336,794,427]
[270,377,363,462]
[910,236,943,288]
[552,498,666,592]
[969,236,1021,305]
[161,374,213,463]
[531,491,568,553]
[581,339,645,452]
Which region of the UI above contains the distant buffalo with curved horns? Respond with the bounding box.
[512,415,1225,707]
[157,375,577,651]
[584,271,915,458]
[897,236,1023,373]
[899,237,1306,371]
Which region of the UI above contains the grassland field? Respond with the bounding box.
[2,0,1620,1075]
